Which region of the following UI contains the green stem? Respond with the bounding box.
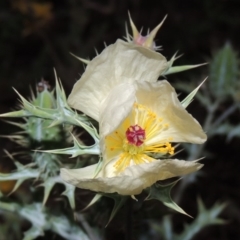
[75,213,101,240]
[211,103,239,129]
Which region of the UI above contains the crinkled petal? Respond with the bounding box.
[99,83,136,159]
[60,159,203,195]
[100,83,136,141]
[67,39,168,121]
[99,81,206,150]
[135,81,207,144]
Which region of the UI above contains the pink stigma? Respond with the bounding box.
[126,125,145,146]
[133,35,155,50]
[134,35,148,46]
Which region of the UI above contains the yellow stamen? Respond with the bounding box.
[105,102,175,173]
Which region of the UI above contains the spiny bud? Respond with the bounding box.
[127,12,167,51]
[37,79,51,92]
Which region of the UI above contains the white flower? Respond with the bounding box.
[61,159,202,196]
[61,81,207,195]
[68,40,168,121]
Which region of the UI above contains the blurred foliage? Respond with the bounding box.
[209,43,239,100]
[144,199,226,240]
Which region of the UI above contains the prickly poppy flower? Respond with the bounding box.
[67,39,168,121]
[61,81,206,195]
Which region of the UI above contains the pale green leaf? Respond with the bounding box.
[103,194,128,226]
[146,180,191,217]
[209,42,239,99]
[51,215,90,240]
[181,78,206,108]
[23,226,44,240]
[165,63,206,75]
[175,198,226,240]
[81,194,102,212]
[36,133,100,157]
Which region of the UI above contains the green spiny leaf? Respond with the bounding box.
[33,152,60,177]
[32,88,56,110]
[209,42,239,99]
[54,71,70,110]
[0,109,31,118]
[0,77,99,143]
[51,215,90,240]
[36,133,100,157]
[81,194,102,212]
[175,82,211,108]
[165,52,181,72]
[19,203,47,237]
[0,167,39,183]
[181,78,206,108]
[0,202,90,240]
[23,226,44,240]
[165,63,206,75]
[164,52,206,75]
[38,176,76,209]
[175,198,226,240]
[1,119,26,129]
[0,158,39,194]
[103,193,128,227]
[61,182,76,210]
[39,177,57,206]
[146,180,191,217]
[13,89,56,118]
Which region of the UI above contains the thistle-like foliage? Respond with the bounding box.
[0,79,84,208]
[147,198,226,240]
[0,202,91,240]
[175,199,226,240]
[209,43,239,100]
[0,77,101,239]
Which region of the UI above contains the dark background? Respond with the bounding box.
[1,0,240,239]
[1,0,240,104]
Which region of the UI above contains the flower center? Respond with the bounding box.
[126,124,145,146]
[104,103,175,172]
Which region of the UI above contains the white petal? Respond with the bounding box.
[100,83,136,140]
[60,159,203,195]
[99,83,138,158]
[100,81,206,147]
[135,81,207,144]
[67,40,168,121]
